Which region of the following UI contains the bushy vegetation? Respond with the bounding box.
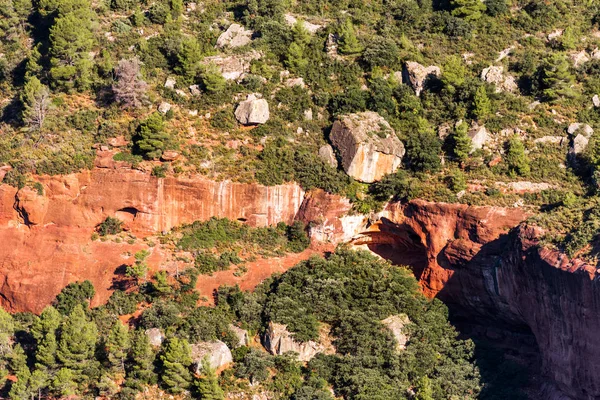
[0,248,483,399]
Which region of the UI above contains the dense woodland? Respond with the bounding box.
[0,248,485,399]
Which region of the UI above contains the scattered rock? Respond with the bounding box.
[568,123,594,155]
[0,165,12,182]
[382,314,411,351]
[108,136,128,147]
[161,150,180,162]
[262,322,329,362]
[191,340,233,373]
[534,136,566,145]
[402,61,441,96]
[202,51,262,81]
[593,95,600,108]
[229,324,249,347]
[481,65,518,93]
[189,84,201,96]
[468,123,491,153]
[175,89,188,98]
[496,46,514,62]
[330,112,405,183]
[158,102,171,114]
[235,94,270,125]
[303,109,313,121]
[164,77,176,89]
[189,109,198,116]
[325,33,339,58]
[462,52,474,65]
[145,328,164,347]
[216,23,253,48]
[592,48,600,60]
[318,144,338,168]
[495,181,555,193]
[284,14,322,34]
[548,29,563,41]
[528,101,541,110]
[285,77,305,88]
[570,50,590,67]
[568,123,594,136]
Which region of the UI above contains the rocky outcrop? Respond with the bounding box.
[235,94,270,125]
[229,324,249,347]
[402,61,441,96]
[284,14,322,33]
[330,112,405,183]
[191,340,233,372]
[216,24,253,48]
[567,123,594,155]
[145,328,164,347]
[0,168,304,313]
[262,322,333,362]
[382,314,411,351]
[318,145,337,168]
[468,123,491,153]
[481,65,518,93]
[202,51,261,81]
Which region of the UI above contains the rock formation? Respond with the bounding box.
[216,23,253,48]
[468,123,491,153]
[235,94,270,125]
[402,61,441,96]
[0,168,304,313]
[229,324,250,347]
[145,328,164,347]
[382,314,411,351]
[191,340,233,372]
[481,65,518,93]
[317,145,337,168]
[284,14,322,34]
[202,51,261,81]
[262,321,333,362]
[567,122,594,155]
[329,112,405,183]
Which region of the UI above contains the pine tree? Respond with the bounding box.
[338,19,363,55]
[106,321,130,372]
[29,369,50,400]
[31,306,62,369]
[451,0,486,21]
[21,76,50,130]
[200,64,226,93]
[134,112,170,160]
[177,38,202,82]
[540,53,577,100]
[291,20,310,47]
[451,121,472,162]
[473,85,491,120]
[25,45,43,80]
[195,360,224,400]
[128,329,156,385]
[56,304,98,369]
[286,42,308,73]
[8,367,32,400]
[160,337,193,393]
[113,57,148,109]
[51,368,77,397]
[0,307,13,360]
[442,55,467,89]
[415,375,434,400]
[505,136,530,177]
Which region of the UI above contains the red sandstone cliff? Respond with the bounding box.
[0,169,304,312]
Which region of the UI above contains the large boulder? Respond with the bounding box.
[402,61,441,96]
[235,94,270,125]
[216,23,253,48]
[229,324,250,347]
[481,65,518,93]
[284,14,322,34]
[329,112,405,183]
[145,328,164,347]
[382,314,411,351]
[202,51,261,81]
[191,340,233,373]
[468,123,491,153]
[262,322,330,362]
[318,144,338,168]
[568,123,594,155]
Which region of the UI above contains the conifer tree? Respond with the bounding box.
[451,121,472,163]
[160,337,193,393]
[127,329,156,385]
[505,136,530,177]
[286,42,308,73]
[451,0,486,21]
[0,307,13,359]
[134,112,170,160]
[442,55,467,89]
[113,57,148,109]
[540,53,577,100]
[51,368,77,397]
[106,321,130,372]
[200,64,226,93]
[338,19,363,55]
[56,304,98,370]
[177,38,202,82]
[195,359,224,400]
[21,76,50,130]
[473,85,491,120]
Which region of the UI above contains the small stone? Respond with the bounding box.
[548,29,563,41]
[570,50,590,68]
[303,109,313,120]
[296,127,303,134]
[318,144,338,168]
[189,109,198,116]
[593,95,600,108]
[145,328,164,347]
[189,84,201,96]
[285,77,305,88]
[158,102,171,114]
[108,136,128,147]
[175,89,188,98]
[161,150,180,161]
[164,77,176,89]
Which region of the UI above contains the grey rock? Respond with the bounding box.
[191,340,233,373]
[262,322,326,362]
[567,123,594,137]
[229,324,249,347]
[202,51,262,81]
[145,328,164,347]
[189,84,201,96]
[571,134,590,155]
[284,14,322,34]
[158,102,171,114]
[570,50,590,68]
[481,65,518,93]
[303,109,313,121]
[468,123,491,153]
[382,314,411,351]
[402,61,441,96]
[534,136,566,145]
[594,95,600,108]
[235,94,270,125]
[164,77,176,89]
[325,33,339,58]
[568,123,594,155]
[318,144,338,168]
[216,23,253,48]
[330,112,404,183]
[285,77,305,88]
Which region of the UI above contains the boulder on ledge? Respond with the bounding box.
[235,94,270,125]
[191,340,233,373]
[262,322,329,362]
[216,23,253,48]
[330,112,404,183]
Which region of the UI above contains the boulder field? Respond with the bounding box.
[0,169,599,399]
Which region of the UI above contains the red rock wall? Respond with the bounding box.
[0,169,304,313]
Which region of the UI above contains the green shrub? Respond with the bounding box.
[98,216,123,236]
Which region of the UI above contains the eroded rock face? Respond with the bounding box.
[235,94,270,125]
[191,340,233,372]
[330,112,404,183]
[262,322,332,362]
[481,65,518,93]
[382,314,411,351]
[402,61,441,96]
[0,168,304,313]
[216,23,253,48]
